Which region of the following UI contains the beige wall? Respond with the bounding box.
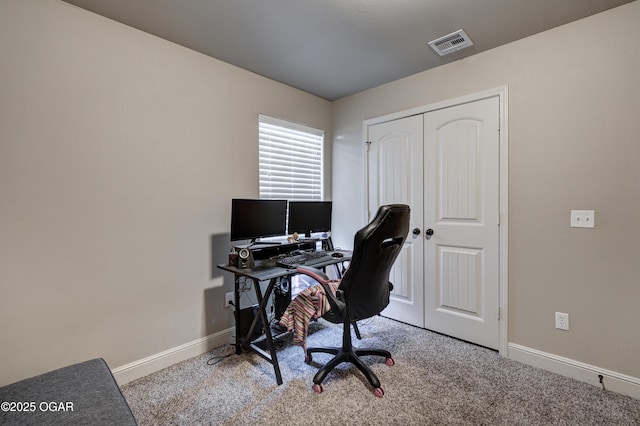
[332,1,640,379]
[0,0,331,385]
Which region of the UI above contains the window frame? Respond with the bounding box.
[258,114,325,202]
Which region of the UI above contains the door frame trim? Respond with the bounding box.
[363,86,509,355]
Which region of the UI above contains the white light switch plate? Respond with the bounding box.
[570,210,595,228]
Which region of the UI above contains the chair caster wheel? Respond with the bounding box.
[313,383,324,394]
[385,357,395,366]
[373,387,385,398]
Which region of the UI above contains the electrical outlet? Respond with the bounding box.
[225,292,234,308]
[555,312,569,330]
[570,210,595,228]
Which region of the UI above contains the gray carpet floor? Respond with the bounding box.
[122,317,640,425]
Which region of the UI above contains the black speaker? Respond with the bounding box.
[237,248,254,268]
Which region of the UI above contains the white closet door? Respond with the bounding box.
[423,96,500,349]
[367,115,425,327]
[366,95,502,350]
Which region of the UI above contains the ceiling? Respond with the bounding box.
[63,0,633,101]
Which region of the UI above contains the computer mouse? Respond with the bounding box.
[331,252,344,258]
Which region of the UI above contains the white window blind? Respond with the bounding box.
[259,114,324,201]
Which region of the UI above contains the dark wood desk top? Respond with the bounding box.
[217,260,293,281]
[217,250,352,281]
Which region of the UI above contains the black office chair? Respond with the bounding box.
[296,204,410,397]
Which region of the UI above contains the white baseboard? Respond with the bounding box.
[111,327,234,385]
[508,342,640,400]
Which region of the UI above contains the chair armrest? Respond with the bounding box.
[296,265,330,285]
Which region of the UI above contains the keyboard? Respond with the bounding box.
[275,251,336,269]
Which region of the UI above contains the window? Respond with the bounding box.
[259,114,324,201]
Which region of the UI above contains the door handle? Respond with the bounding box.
[425,228,434,239]
[412,228,421,236]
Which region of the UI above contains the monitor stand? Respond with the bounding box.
[322,236,334,251]
[249,239,281,247]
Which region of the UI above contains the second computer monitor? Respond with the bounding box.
[288,201,332,238]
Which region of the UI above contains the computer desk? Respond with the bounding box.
[217,251,351,385]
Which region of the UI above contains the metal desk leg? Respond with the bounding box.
[246,277,283,385]
[233,275,242,355]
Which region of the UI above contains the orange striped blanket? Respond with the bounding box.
[278,281,340,356]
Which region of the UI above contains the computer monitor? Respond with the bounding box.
[230,199,287,243]
[287,201,332,238]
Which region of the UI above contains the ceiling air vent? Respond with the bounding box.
[428,29,474,56]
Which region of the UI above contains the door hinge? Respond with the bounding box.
[365,140,372,152]
[497,306,501,321]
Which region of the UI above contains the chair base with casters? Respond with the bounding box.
[305,320,394,397]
